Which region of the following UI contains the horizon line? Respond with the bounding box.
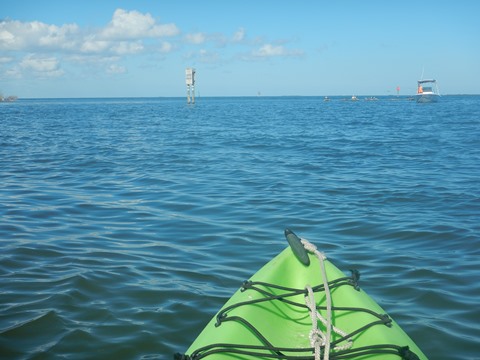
[9,93,480,100]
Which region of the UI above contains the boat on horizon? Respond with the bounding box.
[415,79,439,103]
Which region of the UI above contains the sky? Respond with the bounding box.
[1,0,479,98]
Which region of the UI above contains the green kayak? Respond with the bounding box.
[175,229,427,360]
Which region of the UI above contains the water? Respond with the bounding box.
[0,96,479,359]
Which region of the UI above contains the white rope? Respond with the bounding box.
[301,238,353,360]
[305,285,324,360]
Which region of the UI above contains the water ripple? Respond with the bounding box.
[0,96,479,359]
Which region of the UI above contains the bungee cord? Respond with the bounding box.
[174,232,420,360]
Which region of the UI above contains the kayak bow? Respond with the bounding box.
[175,229,427,360]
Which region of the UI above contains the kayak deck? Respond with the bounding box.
[176,230,427,359]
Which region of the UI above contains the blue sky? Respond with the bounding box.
[1,0,479,98]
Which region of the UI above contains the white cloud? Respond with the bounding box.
[80,36,110,53]
[38,23,79,50]
[106,64,127,74]
[4,66,22,78]
[110,41,144,55]
[0,19,79,51]
[67,54,120,65]
[197,49,220,63]
[232,28,245,42]
[252,44,304,58]
[101,9,179,40]
[79,37,144,56]
[254,44,285,57]
[19,54,64,77]
[21,55,57,71]
[0,56,13,63]
[0,9,178,56]
[0,9,305,82]
[184,28,246,48]
[0,29,15,47]
[184,48,221,64]
[159,41,173,53]
[185,32,206,44]
[0,9,182,81]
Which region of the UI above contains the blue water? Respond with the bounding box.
[0,96,479,359]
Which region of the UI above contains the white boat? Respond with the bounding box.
[415,79,439,103]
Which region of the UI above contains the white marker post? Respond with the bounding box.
[186,68,195,104]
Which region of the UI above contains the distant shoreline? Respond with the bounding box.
[11,94,480,101]
[0,95,18,102]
